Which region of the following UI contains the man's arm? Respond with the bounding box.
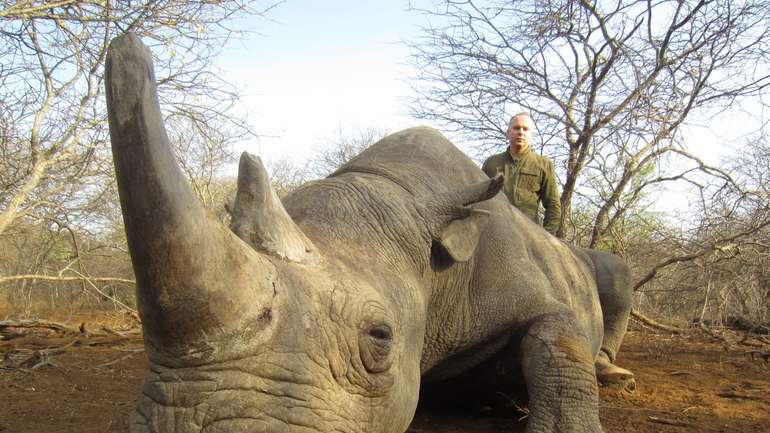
[541,159,561,235]
[481,157,497,179]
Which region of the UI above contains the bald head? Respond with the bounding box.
[507,113,534,157]
[509,113,533,128]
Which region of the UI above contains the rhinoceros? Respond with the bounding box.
[106,33,634,433]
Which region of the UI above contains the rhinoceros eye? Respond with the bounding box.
[368,325,392,342]
[359,322,393,373]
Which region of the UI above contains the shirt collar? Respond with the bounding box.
[506,146,531,161]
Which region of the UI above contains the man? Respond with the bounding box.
[482,113,561,235]
[483,115,634,389]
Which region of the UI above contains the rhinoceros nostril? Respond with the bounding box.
[258,307,272,322]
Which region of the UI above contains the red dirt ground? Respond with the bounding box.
[1,312,768,433]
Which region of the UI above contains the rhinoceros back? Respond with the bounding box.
[331,127,487,197]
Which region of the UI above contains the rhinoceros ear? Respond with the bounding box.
[437,208,491,262]
[230,152,318,264]
[426,175,503,262]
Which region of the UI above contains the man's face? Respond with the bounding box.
[507,115,533,154]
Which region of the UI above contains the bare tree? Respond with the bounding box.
[0,1,276,312]
[264,156,313,198]
[407,0,770,244]
[261,125,388,198]
[629,135,770,327]
[0,1,275,235]
[308,125,389,178]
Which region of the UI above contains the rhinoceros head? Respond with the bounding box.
[106,34,501,433]
[106,33,428,433]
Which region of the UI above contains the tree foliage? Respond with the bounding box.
[408,0,770,327]
[0,1,273,237]
[307,126,388,178]
[0,1,275,311]
[264,125,387,197]
[408,0,770,244]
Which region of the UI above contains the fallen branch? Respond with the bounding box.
[18,350,59,370]
[101,420,114,433]
[717,391,766,401]
[3,342,76,370]
[737,335,768,348]
[0,319,83,337]
[647,416,692,427]
[67,269,138,316]
[630,309,685,334]
[99,325,141,337]
[0,271,139,320]
[3,334,144,371]
[697,322,738,350]
[747,351,770,362]
[0,274,134,285]
[97,349,144,368]
[0,319,140,341]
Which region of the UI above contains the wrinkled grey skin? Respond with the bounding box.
[106,34,633,433]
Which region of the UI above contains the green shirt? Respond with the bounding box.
[482,148,562,235]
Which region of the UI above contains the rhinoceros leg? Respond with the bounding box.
[520,310,603,433]
[589,250,635,389]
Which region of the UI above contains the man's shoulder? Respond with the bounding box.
[483,150,509,165]
[482,150,509,177]
[525,152,555,169]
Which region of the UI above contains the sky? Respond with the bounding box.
[192,0,770,228]
[217,1,435,164]
[210,0,762,204]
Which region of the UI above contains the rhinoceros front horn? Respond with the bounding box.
[106,33,279,363]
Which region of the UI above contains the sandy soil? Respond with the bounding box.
[1,313,768,433]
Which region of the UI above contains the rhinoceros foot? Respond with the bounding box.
[595,351,636,391]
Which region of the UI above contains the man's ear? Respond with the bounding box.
[436,208,491,262]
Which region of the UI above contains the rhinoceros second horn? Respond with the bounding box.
[230,152,318,263]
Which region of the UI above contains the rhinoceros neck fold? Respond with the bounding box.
[106,34,277,361]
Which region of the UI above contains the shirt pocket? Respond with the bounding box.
[518,169,541,194]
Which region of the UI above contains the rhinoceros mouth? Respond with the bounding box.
[131,410,362,433]
[129,349,400,433]
[130,382,361,433]
[130,406,360,433]
[130,387,372,433]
